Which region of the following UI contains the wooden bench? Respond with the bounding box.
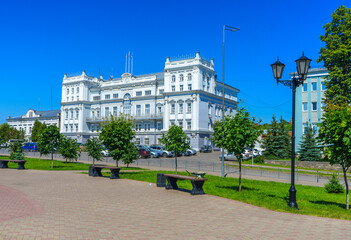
[0,160,26,169]
[89,165,120,179]
[164,174,207,195]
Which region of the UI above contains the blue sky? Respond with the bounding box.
[0,0,349,123]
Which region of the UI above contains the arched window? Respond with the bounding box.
[171,75,176,83]
[123,93,131,115]
[180,74,184,82]
[187,73,192,81]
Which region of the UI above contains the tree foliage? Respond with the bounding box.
[325,174,344,194]
[58,136,80,162]
[262,115,291,159]
[213,106,261,192]
[86,137,104,165]
[297,124,321,161]
[317,5,351,105]
[38,125,61,168]
[99,114,135,167]
[319,103,351,209]
[0,123,25,144]
[121,143,139,167]
[160,125,189,174]
[31,120,47,142]
[9,141,25,160]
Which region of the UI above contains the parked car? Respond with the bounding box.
[219,152,250,161]
[138,148,151,158]
[252,149,262,157]
[149,145,174,157]
[142,146,160,158]
[199,145,212,153]
[22,142,38,152]
[187,148,197,155]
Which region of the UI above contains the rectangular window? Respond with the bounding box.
[135,138,141,145]
[144,138,150,145]
[66,97,69,102]
[312,102,317,111]
[321,82,326,91]
[71,111,74,119]
[187,103,192,113]
[105,107,109,117]
[105,94,110,100]
[70,124,73,132]
[135,124,142,131]
[67,88,69,95]
[145,90,151,96]
[172,86,175,92]
[312,82,317,91]
[65,111,68,120]
[136,105,141,116]
[157,122,162,130]
[76,95,79,101]
[303,83,307,92]
[65,125,68,132]
[76,88,79,94]
[76,110,79,119]
[159,89,164,94]
[136,91,142,96]
[188,84,192,90]
[303,102,308,111]
[93,96,100,101]
[171,104,175,114]
[158,106,162,114]
[312,123,318,134]
[178,121,183,128]
[113,93,118,99]
[97,110,100,117]
[113,107,117,116]
[145,123,151,131]
[75,124,78,132]
[145,104,150,115]
[179,103,183,114]
[187,121,191,130]
[71,96,74,101]
[170,120,175,126]
[180,85,183,91]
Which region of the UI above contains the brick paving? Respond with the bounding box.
[0,169,350,239]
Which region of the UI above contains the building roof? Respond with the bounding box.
[7,110,60,120]
[108,72,164,82]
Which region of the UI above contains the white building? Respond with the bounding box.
[7,109,60,140]
[60,52,239,149]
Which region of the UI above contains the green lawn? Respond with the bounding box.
[0,156,143,171]
[100,170,351,220]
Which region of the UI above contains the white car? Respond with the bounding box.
[219,152,250,161]
[101,149,109,157]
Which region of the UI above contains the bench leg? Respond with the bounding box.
[110,169,120,179]
[191,180,205,195]
[165,177,178,190]
[17,162,26,170]
[0,161,8,168]
[89,166,102,177]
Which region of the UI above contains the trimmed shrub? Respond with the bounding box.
[254,155,265,164]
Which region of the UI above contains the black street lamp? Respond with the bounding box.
[270,53,311,209]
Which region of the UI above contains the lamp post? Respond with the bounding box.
[270,53,311,208]
[221,25,240,177]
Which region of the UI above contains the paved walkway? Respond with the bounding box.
[0,169,350,240]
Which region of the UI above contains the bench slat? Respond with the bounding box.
[164,174,206,181]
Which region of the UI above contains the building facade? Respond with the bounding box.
[7,109,60,140]
[294,68,328,150]
[60,52,239,149]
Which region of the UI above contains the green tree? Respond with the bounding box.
[160,125,189,174]
[262,115,291,159]
[86,137,104,165]
[38,125,61,168]
[122,143,139,167]
[99,114,135,167]
[31,120,47,142]
[0,123,25,143]
[318,103,351,209]
[58,136,80,162]
[213,107,262,192]
[297,124,321,161]
[9,141,25,160]
[317,6,351,105]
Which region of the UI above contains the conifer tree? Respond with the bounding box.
[297,124,321,161]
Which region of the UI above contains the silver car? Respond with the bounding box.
[219,152,250,161]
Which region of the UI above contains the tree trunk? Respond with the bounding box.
[93,158,95,166]
[175,156,178,174]
[51,151,54,169]
[116,160,118,167]
[342,163,349,210]
[238,159,242,192]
